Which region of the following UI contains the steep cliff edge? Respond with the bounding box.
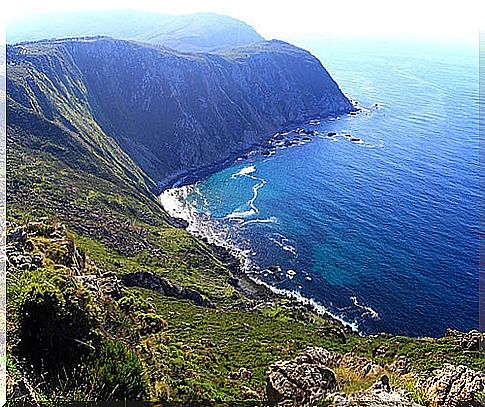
[7,37,353,187]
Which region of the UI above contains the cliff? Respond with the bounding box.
[7,36,353,186]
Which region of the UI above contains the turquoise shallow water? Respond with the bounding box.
[161,39,480,336]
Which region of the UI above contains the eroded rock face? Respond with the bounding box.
[418,364,485,406]
[8,37,353,186]
[265,347,337,404]
[121,271,213,307]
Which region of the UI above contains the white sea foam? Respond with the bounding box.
[251,276,360,333]
[350,296,380,320]
[270,235,298,257]
[286,269,297,280]
[240,217,278,227]
[159,180,361,334]
[232,165,256,178]
[226,165,266,220]
[226,208,257,219]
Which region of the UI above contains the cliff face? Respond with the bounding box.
[7,37,353,186]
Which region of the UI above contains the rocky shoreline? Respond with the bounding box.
[164,210,353,331]
[160,112,372,332]
[155,109,362,193]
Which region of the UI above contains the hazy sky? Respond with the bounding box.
[4,0,483,45]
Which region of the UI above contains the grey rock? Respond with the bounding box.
[7,226,27,245]
[331,375,421,407]
[340,353,384,379]
[445,329,485,352]
[418,363,485,406]
[121,271,213,307]
[265,347,337,405]
[230,367,252,381]
[388,355,412,376]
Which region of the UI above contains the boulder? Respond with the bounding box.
[418,364,484,406]
[265,347,337,405]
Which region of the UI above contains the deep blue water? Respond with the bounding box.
[161,39,480,337]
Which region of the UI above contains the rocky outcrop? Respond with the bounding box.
[340,353,384,380]
[264,347,430,406]
[121,271,213,308]
[445,329,485,352]
[76,271,123,300]
[265,347,338,404]
[387,356,412,376]
[7,221,85,273]
[417,364,485,406]
[332,375,422,407]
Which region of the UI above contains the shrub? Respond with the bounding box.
[17,285,99,375]
[89,339,148,400]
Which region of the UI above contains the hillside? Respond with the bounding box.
[7,11,264,53]
[7,37,353,187]
[6,34,484,405]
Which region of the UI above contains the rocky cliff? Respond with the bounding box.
[7,36,353,187]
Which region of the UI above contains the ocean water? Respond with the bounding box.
[160,38,480,337]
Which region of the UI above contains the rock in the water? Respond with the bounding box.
[265,347,337,405]
[418,363,485,406]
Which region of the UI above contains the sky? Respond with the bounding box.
[4,0,484,45]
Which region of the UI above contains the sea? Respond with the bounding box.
[160,37,480,337]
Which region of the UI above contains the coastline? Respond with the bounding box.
[154,107,361,194]
[165,207,359,334]
[159,113,365,334]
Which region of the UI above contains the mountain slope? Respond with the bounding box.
[8,37,353,186]
[7,11,264,52]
